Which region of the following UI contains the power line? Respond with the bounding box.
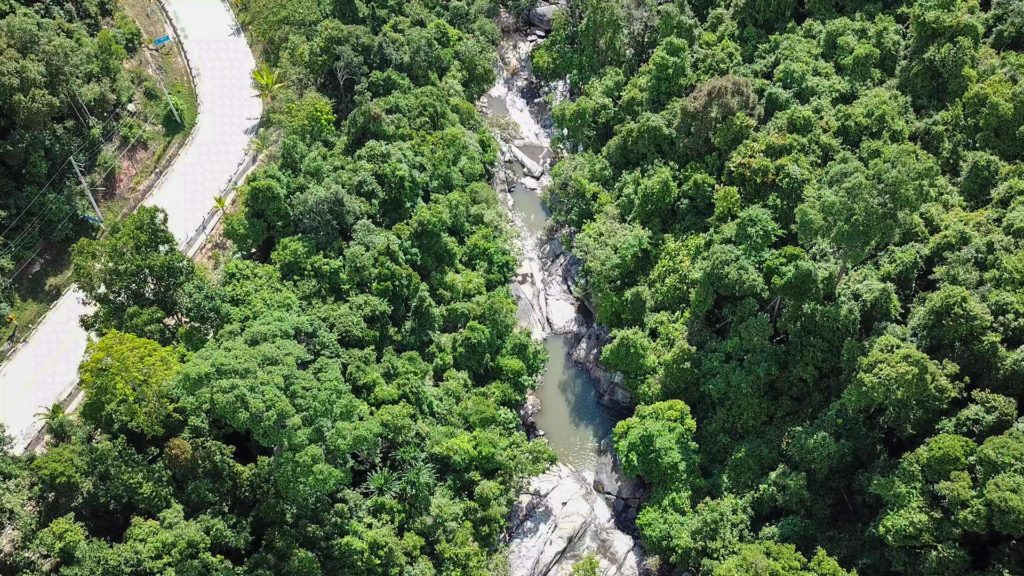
[78,110,142,166]
[92,118,151,184]
[1,245,43,288]
[0,209,50,261]
[1,192,85,287]
[65,92,89,128]
[0,99,149,286]
[0,124,136,256]
[7,202,82,287]
[0,107,139,242]
[71,158,103,229]
[71,89,95,125]
[69,85,133,128]
[0,102,154,268]
[79,113,136,160]
[0,157,73,241]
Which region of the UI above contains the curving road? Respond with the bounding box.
[0,0,261,453]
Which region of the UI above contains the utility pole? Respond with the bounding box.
[158,80,182,125]
[71,158,104,229]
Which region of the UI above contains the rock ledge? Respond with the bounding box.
[507,464,643,576]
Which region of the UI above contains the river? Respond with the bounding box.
[536,336,616,468]
[480,33,615,471]
[487,22,645,576]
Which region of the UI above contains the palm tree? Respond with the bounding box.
[231,0,251,25]
[366,468,399,498]
[251,63,283,104]
[251,127,276,155]
[36,403,72,444]
[400,461,436,508]
[213,193,228,216]
[35,403,64,423]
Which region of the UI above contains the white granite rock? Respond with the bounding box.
[508,464,643,576]
[522,176,543,191]
[510,144,545,178]
[571,325,633,410]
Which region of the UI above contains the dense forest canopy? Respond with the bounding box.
[1,0,555,574]
[538,0,1024,574]
[0,0,144,313]
[4,0,1024,575]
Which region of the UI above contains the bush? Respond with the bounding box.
[94,148,120,185]
[161,94,186,133]
[119,116,147,143]
[114,11,143,54]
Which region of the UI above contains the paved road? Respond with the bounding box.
[0,0,260,453]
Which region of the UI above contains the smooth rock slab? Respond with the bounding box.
[508,464,643,576]
[529,4,559,30]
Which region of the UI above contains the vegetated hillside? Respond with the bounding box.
[539,0,1024,574]
[0,1,556,574]
[0,0,196,337]
[0,0,141,313]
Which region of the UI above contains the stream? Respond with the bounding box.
[535,336,615,468]
[480,42,614,471]
[484,16,645,576]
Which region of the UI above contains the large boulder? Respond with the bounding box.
[593,438,646,530]
[519,390,542,438]
[529,4,559,31]
[541,236,586,336]
[570,325,634,411]
[508,464,644,576]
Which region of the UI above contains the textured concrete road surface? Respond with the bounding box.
[143,0,262,244]
[0,0,260,453]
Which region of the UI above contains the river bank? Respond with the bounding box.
[481,9,647,575]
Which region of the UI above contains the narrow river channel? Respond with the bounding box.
[491,23,646,576]
[480,36,615,471]
[535,336,614,468]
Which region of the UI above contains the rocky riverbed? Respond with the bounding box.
[507,464,644,576]
[482,8,647,576]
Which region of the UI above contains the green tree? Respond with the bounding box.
[713,541,855,576]
[0,5,136,266]
[990,0,1024,50]
[797,144,948,267]
[532,0,628,86]
[602,328,658,395]
[960,71,1024,162]
[873,428,1024,574]
[614,400,699,493]
[901,0,983,111]
[545,152,612,230]
[574,215,652,326]
[72,207,198,343]
[638,493,752,572]
[540,0,1024,573]
[909,285,999,381]
[843,335,961,439]
[675,75,761,167]
[78,331,182,440]
[102,504,238,575]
